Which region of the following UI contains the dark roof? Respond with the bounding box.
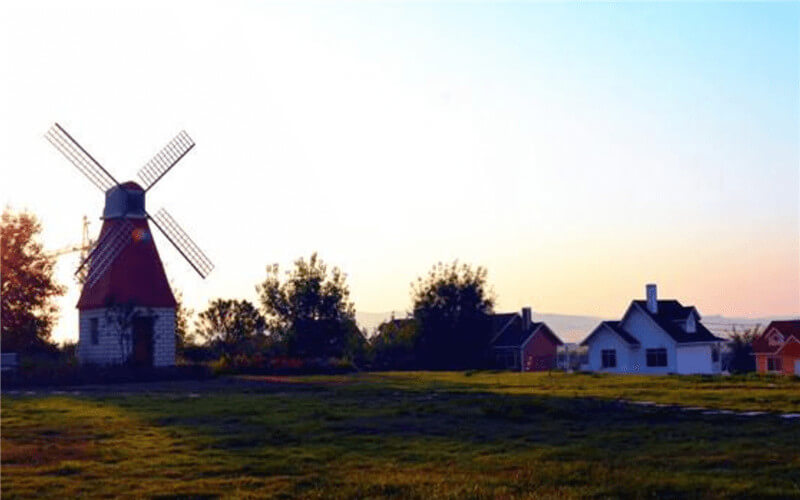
[491,313,518,337]
[491,315,525,347]
[631,300,722,343]
[490,314,563,348]
[580,321,640,346]
[118,181,144,191]
[753,320,800,353]
[77,218,176,309]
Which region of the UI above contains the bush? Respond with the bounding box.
[3,359,214,388]
[207,354,357,376]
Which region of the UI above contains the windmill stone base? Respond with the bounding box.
[78,307,176,367]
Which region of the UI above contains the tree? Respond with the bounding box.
[256,253,360,359]
[369,316,418,370]
[104,300,155,366]
[1,208,66,353]
[411,261,495,370]
[173,288,195,353]
[727,325,760,373]
[195,299,266,355]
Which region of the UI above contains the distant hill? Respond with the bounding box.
[355,311,798,343]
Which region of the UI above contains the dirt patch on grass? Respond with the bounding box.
[2,432,97,467]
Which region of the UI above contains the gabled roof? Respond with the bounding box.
[580,321,640,347]
[489,314,563,348]
[528,323,564,348]
[752,320,800,354]
[775,336,800,356]
[490,314,527,347]
[77,218,176,309]
[491,313,518,338]
[631,300,722,344]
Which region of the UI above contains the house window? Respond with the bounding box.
[646,348,668,367]
[90,318,99,345]
[711,346,719,363]
[601,349,616,368]
[767,357,782,372]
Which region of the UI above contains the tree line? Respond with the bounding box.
[0,207,763,373]
[182,255,497,371]
[1,208,499,371]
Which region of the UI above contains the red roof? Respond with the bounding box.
[77,218,176,309]
[752,320,800,354]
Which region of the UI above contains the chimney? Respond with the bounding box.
[521,307,532,331]
[646,284,658,314]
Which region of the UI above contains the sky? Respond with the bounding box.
[1,1,798,344]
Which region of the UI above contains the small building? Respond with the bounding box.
[752,320,800,376]
[77,183,176,367]
[490,307,563,371]
[580,284,724,374]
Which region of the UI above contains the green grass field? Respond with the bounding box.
[3,372,800,499]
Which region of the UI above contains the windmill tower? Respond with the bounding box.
[45,123,214,367]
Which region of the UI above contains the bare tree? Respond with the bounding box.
[104,300,156,365]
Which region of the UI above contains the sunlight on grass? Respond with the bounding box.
[3,373,800,498]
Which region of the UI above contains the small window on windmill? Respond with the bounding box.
[90,318,99,345]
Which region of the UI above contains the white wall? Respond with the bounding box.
[583,326,636,373]
[621,306,677,374]
[676,344,720,375]
[78,307,175,367]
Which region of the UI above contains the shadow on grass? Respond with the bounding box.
[86,377,800,498]
[4,376,800,498]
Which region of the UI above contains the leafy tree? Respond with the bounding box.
[411,261,495,369]
[1,208,66,353]
[195,299,266,355]
[256,253,361,359]
[369,316,418,370]
[727,326,760,373]
[173,288,195,353]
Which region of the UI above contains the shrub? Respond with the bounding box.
[3,361,214,388]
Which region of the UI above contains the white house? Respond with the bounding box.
[580,284,724,375]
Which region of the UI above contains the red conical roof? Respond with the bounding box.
[77,218,177,309]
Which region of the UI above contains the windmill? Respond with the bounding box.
[44,123,213,367]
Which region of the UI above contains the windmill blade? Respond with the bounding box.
[45,123,119,192]
[149,208,214,278]
[78,220,134,288]
[136,130,195,191]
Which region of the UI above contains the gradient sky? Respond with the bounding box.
[1,1,798,344]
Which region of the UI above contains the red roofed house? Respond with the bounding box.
[77,182,176,367]
[490,307,563,371]
[752,320,800,376]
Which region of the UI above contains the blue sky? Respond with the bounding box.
[1,1,798,342]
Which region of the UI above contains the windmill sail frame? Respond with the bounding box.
[149,208,214,279]
[137,130,195,191]
[45,123,119,192]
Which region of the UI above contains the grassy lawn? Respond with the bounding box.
[333,371,800,413]
[2,372,800,499]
